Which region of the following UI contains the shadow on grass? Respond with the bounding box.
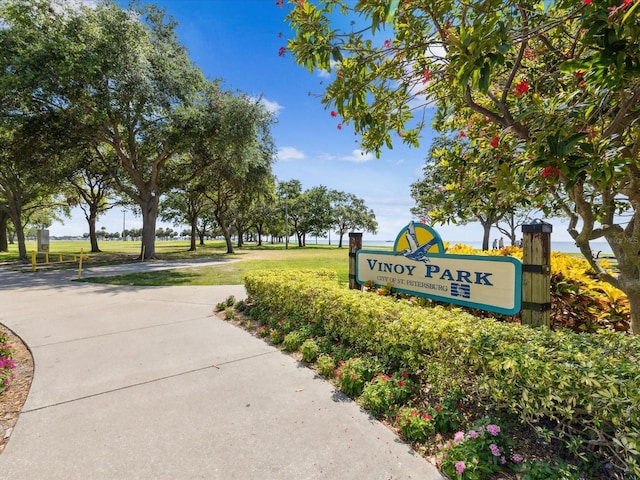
[80,269,201,286]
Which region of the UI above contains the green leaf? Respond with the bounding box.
[385,0,399,24]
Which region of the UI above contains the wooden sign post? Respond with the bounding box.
[349,232,362,290]
[521,220,552,327]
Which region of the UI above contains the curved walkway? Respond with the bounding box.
[0,261,443,479]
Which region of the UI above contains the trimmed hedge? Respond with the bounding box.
[245,269,640,477]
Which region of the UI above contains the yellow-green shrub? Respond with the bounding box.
[245,269,640,477]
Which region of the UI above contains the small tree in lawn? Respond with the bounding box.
[331,190,378,248]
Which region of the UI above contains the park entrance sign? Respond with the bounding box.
[355,222,522,315]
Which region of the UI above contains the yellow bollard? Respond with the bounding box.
[31,251,36,272]
[59,254,63,262]
[78,248,84,279]
[45,253,49,264]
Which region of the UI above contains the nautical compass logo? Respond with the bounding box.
[393,221,445,262]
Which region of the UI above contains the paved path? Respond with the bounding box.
[0,261,443,479]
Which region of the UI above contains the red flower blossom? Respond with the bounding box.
[337,123,342,130]
[422,413,433,420]
[383,39,392,49]
[401,371,409,378]
[278,46,287,57]
[337,71,344,78]
[490,136,500,147]
[422,69,431,83]
[542,166,561,178]
[435,405,442,412]
[583,0,592,4]
[459,131,467,138]
[397,380,405,387]
[330,110,337,117]
[515,80,529,97]
[275,0,283,8]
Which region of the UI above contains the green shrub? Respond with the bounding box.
[282,330,308,352]
[334,356,384,398]
[244,269,640,476]
[394,406,436,442]
[359,371,413,417]
[269,329,284,345]
[316,354,335,378]
[300,338,320,362]
[224,307,235,320]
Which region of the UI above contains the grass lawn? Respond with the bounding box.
[0,239,377,285]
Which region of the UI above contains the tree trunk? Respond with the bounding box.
[189,219,197,251]
[10,213,27,261]
[0,210,8,252]
[237,226,244,248]
[256,225,263,246]
[481,221,492,251]
[338,231,345,248]
[222,226,234,254]
[87,206,101,253]
[140,196,159,259]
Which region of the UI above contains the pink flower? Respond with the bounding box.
[337,123,342,130]
[421,413,432,420]
[275,0,283,7]
[278,46,287,57]
[383,39,392,49]
[489,443,501,457]
[422,69,431,83]
[330,110,337,117]
[583,0,592,4]
[455,461,466,475]
[487,424,501,436]
[468,430,478,438]
[453,431,465,444]
[512,454,524,463]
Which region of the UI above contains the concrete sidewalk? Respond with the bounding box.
[0,263,443,479]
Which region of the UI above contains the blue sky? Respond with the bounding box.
[48,0,575,244]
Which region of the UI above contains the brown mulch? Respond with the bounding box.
[0,325,34,454]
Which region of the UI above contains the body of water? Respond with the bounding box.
[355,239,613,255]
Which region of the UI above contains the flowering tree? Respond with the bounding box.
[410,110,552,250]
[284,0,640,333]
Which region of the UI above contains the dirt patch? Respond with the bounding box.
[0,325,34,454]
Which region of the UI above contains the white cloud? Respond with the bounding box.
[340,149,374,163]
[317,69,331,79]
[258,97,284,115]
[277,146,305,161]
